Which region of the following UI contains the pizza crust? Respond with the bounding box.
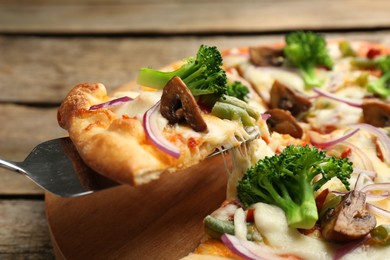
[57,82,264,186]
[57,82,181,185]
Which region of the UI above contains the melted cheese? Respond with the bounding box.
[252,202,390,259]
[233,208,247,241]
[241,64,305,101]
[113,90,162,119]
[225,138,274,199]
[254,203,334,259]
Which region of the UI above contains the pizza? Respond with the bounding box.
[57,45,269,186]
[57,31,390,259]
[182,32,390,259]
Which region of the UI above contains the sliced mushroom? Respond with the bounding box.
[362,98,390,127]
[265,108,303,138]
[321,190,376,243]
[270,80,312,117]
[249,46,284,67]
[160,76,208,132]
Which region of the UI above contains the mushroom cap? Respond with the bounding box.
[321,190,376,243]
[362,98,390,127]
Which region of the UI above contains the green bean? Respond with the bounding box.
[339,40,356,58]
[220,95,260,120]
[211,101,255,126]
[371,225,390,245]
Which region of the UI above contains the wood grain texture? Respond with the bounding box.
[0,104,66,195]
[0,200,54,259]
[0,35,282,103]
[1,0,390,34]
[46,155,229,260]
[4,32,390,103]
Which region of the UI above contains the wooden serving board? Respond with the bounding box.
[45,155,229,259]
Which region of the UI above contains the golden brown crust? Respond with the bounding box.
[57,82,250,186]
[57,83,179,185]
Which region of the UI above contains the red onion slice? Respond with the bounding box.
[312,88,363,108]
[261,113,271,121]
[333,235,371,260]
[331,190,348,196]
[367,203,390,219]
[354,168,378,180]
[360,183,390,193]
[354,170,375,191]
[89,96,133,110]
[309,128,360,149]
[221,234,287,260]
[365,192,390,202]
[143,101,180,158]
[351,123,390,164]
[342,142,375,172]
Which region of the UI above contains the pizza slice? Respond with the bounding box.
[57,45,270,186]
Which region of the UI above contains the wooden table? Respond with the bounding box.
[1,0,390,258]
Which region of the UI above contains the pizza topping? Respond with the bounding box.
[366,48,382,59]
[237,145,353,229]
[283,31,333,89]
[137,45,227,97]
[333,235,371,260]
[233,208,247,240]
[351,123,390,164]
[211,102,253,126]
[370,224,390,245]
[226,80,250,101]
[312,87,363,108]
[210,96,259,127]
[160,76,208,132]
[264,108,303,138]
[219,95,260,120]
[321,190,376,242]
[249,45,284,67]
[309,128,360,149]
[89,96,134,110]
[269,80,312,116]
[338,40,357,58]
[252,202,333,259]
[366,55,390,99]
[221,233,288,260]
[362,98,390,127]
[143,101,180,158]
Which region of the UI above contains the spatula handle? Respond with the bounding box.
[0,158,25,174]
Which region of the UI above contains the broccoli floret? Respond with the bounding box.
[137,45,227,97]
[284,31,334,89]
[237,145,352,229]
[367,55,390,99]
[226,81,249,101]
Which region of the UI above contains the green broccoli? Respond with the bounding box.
[237,145,352,229]
[366,55,390,99]
[284,31,334,89]
[137,45,227,97]
[226,81,250,101]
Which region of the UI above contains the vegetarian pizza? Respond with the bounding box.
[57,31,390,259]
[57,45,269,185]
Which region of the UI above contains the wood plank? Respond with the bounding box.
[1,0,390,34]
[0,104,66,195]
[0,199,54,259]
[0,35,284,103]
[46,155,228,260]
[4,32,390,104]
